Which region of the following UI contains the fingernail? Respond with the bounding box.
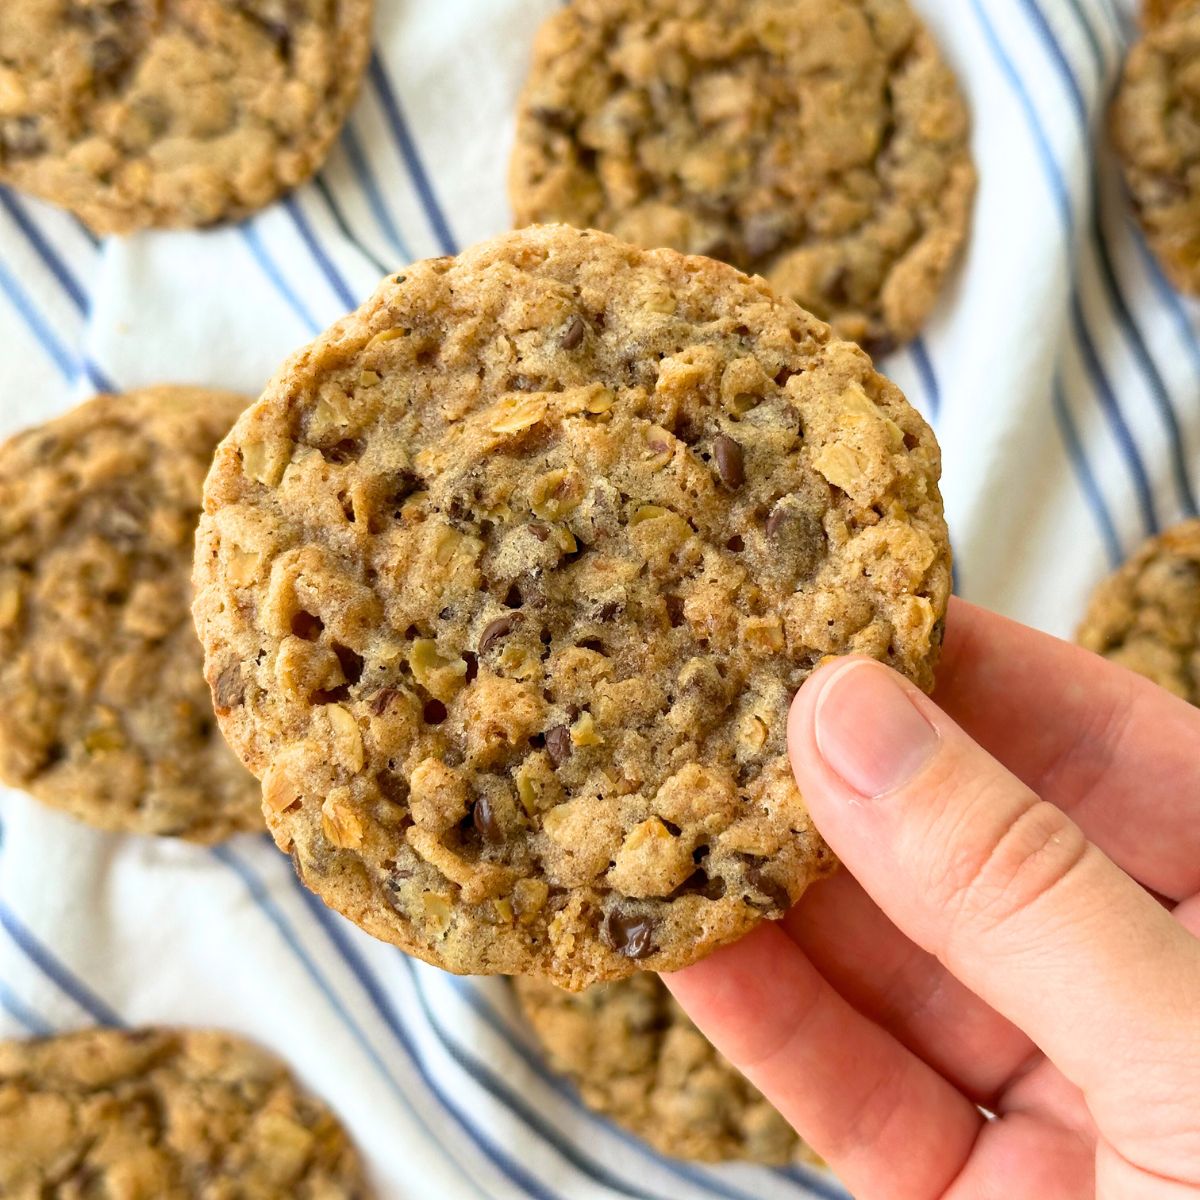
[814,661,940,798]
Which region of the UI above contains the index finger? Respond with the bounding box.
[934,598,1200,898]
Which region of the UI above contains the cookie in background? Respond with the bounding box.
[0,386,262,842]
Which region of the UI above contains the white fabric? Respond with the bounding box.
[0,1,1195,1197]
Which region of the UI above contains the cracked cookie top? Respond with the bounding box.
[0,0,373,233]
[1111,0,1200,295]
[509,0,976,355]
[0,385,261,841]
[194,225,951,989]
[0,1027,371,1197]
[1078,519,1200,706]
[515,974,817,1165]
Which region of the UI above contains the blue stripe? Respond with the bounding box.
[215,844,496,1200]
[1054,380,1123,567]
[368,55,458,255]
[1129,224,1200,381]
[339,122,413,261]
[0,978,54,1035]
[239,223,321,333]
[909,337,941,421]
[969,0,1159,538]
[0,256,80,381]
[313,176,393,278]
[0,899,123,1028]
[0,190,89,313]
[72,217,101,248]
[439,974,844,1200]
[288,880,559,1200]
[282,195,360,311]
[1020,0,1197,519]
[1060,0,1107,72]
[82,357,117,395]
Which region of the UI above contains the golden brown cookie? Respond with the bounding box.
[1078,519,1200,705]
[0,1027,372,1197]
[0,386,262,841]
[1111,1,1200,294]
[515,974,819,1165]
[0,0,374,234]
[509,0,976,355]
[194,225,951,989]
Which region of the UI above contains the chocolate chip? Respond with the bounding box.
[602,911,657,959]
[560,315,586,349]
[664,594,685,628]
[746,865,791,914]
[713,434,745,489]
[473,795,503,843]
[861,334,898,360]
[545,725,572,767]
[674,869,727,901]
[423,699,448,725]
[1,116,45,159]
[594,599,621,621]
[213,664,245,712]
[479,614,521,655]
[765,505,788,537]
[529,522,550,542]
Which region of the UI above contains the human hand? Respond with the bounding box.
[666,598,1200,1199]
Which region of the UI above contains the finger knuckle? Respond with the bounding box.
[930,797,1089,943]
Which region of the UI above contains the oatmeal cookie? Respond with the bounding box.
[0,0,373,234]
[0,385,261,841]
[0,1026,371,1197]
[1078,519,1200,705]
[509,0,976,355]
[515,974,817,1165]
[194,225,951,988]
[1111,1,1200,294]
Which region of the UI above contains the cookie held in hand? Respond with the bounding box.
[194,225,951,988]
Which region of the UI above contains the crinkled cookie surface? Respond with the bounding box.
[0,0,373,233]
[0,386,261,841]
[194,225,951,988]
[1078,519,1200,705]
[510,0,976,354]
[0,1027,372,1198]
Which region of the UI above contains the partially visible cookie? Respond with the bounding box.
[1078,519,1200,705]
[1144,0,1193,27]
[509,0,976,355]
[0,0,374,234]
[515,974,817,1166]
[0,386,262,841]
[194,225,951,989]
[1111,2,1200,294]
[0,1027,372,1197]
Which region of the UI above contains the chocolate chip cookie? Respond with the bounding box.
[515,974,818,1165]
[0,385,262,841]
[1111,1,1200,295]
[194,225,951,989]
[0,1026,371,1197]
[509,0,976,356]
[1078,519,1200,705]
[0,0,373,234]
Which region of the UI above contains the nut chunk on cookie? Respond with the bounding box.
[515,975,822,1165]
[194,225,952,989]
[1078,519,1200,706]
[0,0,374,233]
[0,386,261,841]
[0,1027,372,1197]
[510,0,977,355]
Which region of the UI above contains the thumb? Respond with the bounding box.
[788,658,1200,1146]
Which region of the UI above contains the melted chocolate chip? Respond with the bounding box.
[713,434,745,490]
[560,315,586,349]
[368,687,399,716]
[746,865,791,914]
[479,614,521,655]
[213,664,245,712]
[545,724,572,767]
[473,795,503,843]
[529,522,551,542]
[602,911,657,959]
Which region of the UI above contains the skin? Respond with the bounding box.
[666,598,1200,1199]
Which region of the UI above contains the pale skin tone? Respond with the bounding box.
[666,599,1200,1199]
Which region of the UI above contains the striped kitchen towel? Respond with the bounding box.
[0,0,1194,1196]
